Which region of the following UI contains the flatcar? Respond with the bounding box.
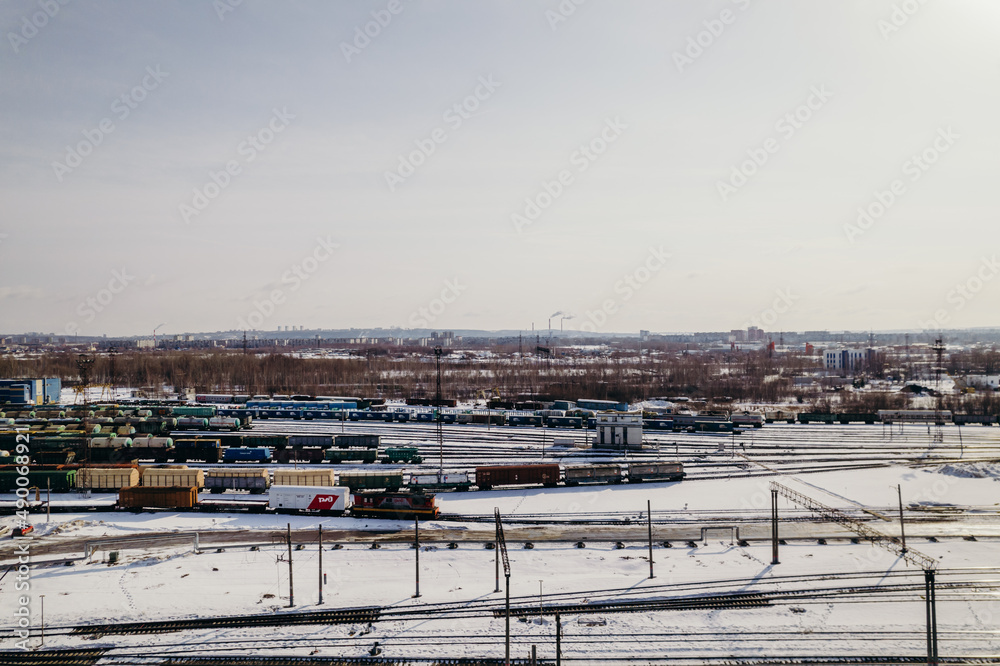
[627,462,685,483]
[351,491,439,520]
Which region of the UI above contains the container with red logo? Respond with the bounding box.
[268,485,349,513]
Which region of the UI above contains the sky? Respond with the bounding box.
[1,0,999,338]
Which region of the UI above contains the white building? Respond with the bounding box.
[823,348,871,372]
[593,412,643,450]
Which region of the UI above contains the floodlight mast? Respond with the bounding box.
[496,508,511,666]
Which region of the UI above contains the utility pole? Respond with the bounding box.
[318,524,323,605]
[496,508,511,666]
[555,612,562,666]
[413,517,421,598]
[435,346,444,475]
[925,569,939,665]
[287,523,294,607]
[897,484,907,555]
[647,499,654,579]
[39,594,44,647]
[46,478,50,523]
[770,489,780,565]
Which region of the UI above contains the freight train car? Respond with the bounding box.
[380,447,422,464]
[627,462,685,483]
[406,472,472,491]
[953,414,996,426]
[222,447,272,463]
[474,464,560,490]
[119,486,198,510]
[334,434,380,449]
[877,410,952,425]
[337,471,404,492]
[204,468,269,494]
[324,448,377,464]
[563,464,622,486]
[269,485,349,514]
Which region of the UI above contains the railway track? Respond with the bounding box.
[70,607,380,636]
[0,650,107,666]
[495,592,771,617]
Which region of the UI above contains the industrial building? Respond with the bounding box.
[593,412,643,451]
[0,378,61,405]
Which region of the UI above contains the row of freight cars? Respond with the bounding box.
[2,461,685,495]
[116,485,438,519]
[0,433,395,466]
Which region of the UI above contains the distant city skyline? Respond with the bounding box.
[3,2,999,337]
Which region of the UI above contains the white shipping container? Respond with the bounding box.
[268,485,349,512]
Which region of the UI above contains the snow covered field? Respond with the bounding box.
[2,463,999,662]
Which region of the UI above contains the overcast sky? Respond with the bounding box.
[2,1,998,338]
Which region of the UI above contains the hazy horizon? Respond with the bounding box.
[3,1,998,338]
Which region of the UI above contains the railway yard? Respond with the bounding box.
[2,415,1000,664]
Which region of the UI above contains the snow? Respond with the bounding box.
[2,462,999,660]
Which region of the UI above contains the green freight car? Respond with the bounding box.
[336,470,403,491]
[325,448,377,464]
[0,467,77,492]
[380,447,423,464]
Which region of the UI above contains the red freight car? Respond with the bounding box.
[474,464,560,491]
[118,485,198,510]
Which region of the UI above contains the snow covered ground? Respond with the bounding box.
[2,463,999,661]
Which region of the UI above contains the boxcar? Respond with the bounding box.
[564,464,622,486]
[172,438,221,463]
[273,469,336,487]
[643,418,675,431]
[797,413,836,424]
[350,491,438,521]
[274,447,327,464]
[509,414,543,427]
[953,414,995,426]
[269,485,349,514]
[474,464,561,490]
[337,470,404,491]
[545,416,583,429]
[627,462,685,483]
[119,485,198,510]
[835,413,878,424]
[222,447,272,463]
